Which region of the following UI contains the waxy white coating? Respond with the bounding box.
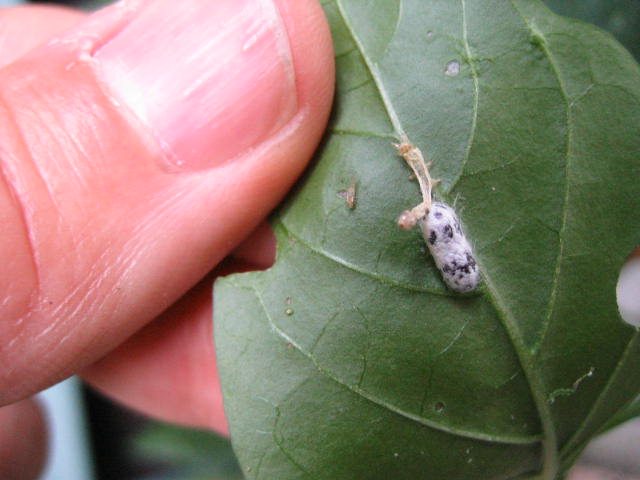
[394,137,479,292]
[419,202,479,292]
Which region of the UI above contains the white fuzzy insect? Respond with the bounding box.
[393,136,479,293]
[419,202,478,292]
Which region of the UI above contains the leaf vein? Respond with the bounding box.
[330,129,395,140]
[509,4,573,357]
[449,3,565,477]
[560,330,640,462]
[278,221,452,296]
[250,283,541,446]
[447,0,480,193]
[272,404,314,477]
[334,0,404,137]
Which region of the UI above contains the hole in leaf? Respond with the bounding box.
[617,247,640,328]
[434,402,446,414]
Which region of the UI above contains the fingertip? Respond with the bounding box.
[276,0,335,121]
[229,221,277,269]
[0,399,47,480]
[0,0,334,404]
[82,274,228,435]
[0,5,85,66]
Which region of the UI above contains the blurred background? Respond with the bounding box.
[1,0,639,479]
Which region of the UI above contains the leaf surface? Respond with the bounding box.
[542,0,640,60]
[215,1,640,478]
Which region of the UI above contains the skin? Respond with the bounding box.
[0,1,333,477]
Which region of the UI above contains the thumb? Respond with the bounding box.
[0,0,334,403]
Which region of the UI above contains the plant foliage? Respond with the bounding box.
[215,0,640,478]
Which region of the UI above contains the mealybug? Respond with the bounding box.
[420,202,478,292]
[393,136,479,293]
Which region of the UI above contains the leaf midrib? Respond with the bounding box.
[504,1,638,474]
[332,0,559,474]
[461,1,561,476]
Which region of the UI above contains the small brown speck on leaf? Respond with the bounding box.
[337,180,357,209]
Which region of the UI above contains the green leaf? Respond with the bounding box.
[133,422,243,480]
[596,396,640,435]
[542,0,640,61]
[214,0,640,478]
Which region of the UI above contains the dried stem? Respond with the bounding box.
[393,135,440,226]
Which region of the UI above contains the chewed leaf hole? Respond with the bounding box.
[616,248,640,328]
[434,402,446,414]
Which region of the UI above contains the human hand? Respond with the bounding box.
[0,0,334,477]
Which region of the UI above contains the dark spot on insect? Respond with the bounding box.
[429,230,437,245]
[443,224,454,239]
[458,273,464,279]
[442,264,454,274]
[465,253,476,267]
[434,211,443,219]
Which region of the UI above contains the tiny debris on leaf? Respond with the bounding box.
[337,179,357,209]
[548,367,595,404]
